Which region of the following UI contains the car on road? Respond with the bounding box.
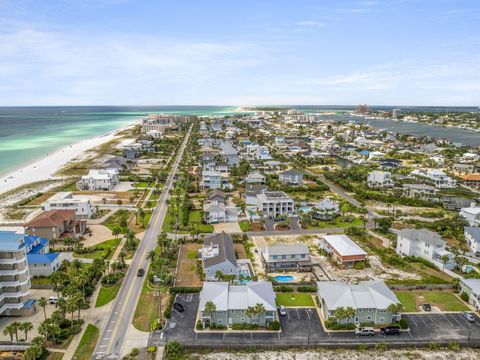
[422,303,431,311]
[381,326,400,335]
[461,312,475,322]
[137,268,145,277]
[48,296,59,304]
[278,305,287,316]
[173,303,185,312]
[354,327,375,336]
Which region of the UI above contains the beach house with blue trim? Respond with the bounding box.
[24,235,61,276]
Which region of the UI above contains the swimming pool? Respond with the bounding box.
[274,275,296,282]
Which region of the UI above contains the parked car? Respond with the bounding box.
[278,305,287,316]
[137,268,145,277]
[173,303,185,312]
[354,327,375,336]
[422,303,431,311]
[461,312,475,323]
[48,296,59,304]
[381,326,400,335]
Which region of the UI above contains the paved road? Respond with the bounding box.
[93,124,193,359]
[150,294,480,348]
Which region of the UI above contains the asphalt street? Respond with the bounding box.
[92,124,193,359]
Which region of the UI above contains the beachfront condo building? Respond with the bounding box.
[42,191,93,219]
[0,230,34,316]
[256,191,295,219]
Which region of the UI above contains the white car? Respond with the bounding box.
[354,327,375,336]
[461,312,475,323]
[278,305,287,316]
[48,296,59,304]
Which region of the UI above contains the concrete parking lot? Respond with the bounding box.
[149,293,480,348]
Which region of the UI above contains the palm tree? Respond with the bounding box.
[204,301,216,327]
[117,248,126,269]
[334,307,347,324]
[38,297,48,320]
[11,322,20,342]
[254,303,265,325]
[245,306,256,324]
[112,227,121,240]
[386,303,404,315]
[3,324,15,342]
[146,249,156,263]
[215,270,224,282]
[66,298,77,330]
[19,322,33,341]
[344,307,356,323]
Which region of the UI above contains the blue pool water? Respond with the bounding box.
[299,206,312,213]
[274,275,296,282]
[463,265,475,273]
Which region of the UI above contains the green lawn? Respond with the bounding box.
[74,238,120,260]
[47,352,64,360]
[72,324,99,360]
[102,209,131,232]
[96,282,122,307]
[395,290,469,312]
[304,217,363,229]
[162,208,213,233]
[276,293,315,307]
[239,220,250,232]
[134,181,151,188]
[394,291,417,312]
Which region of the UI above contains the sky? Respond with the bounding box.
[0,0,479,106]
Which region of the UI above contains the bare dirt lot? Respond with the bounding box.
[176,243,202,287]
[190,349,480,360]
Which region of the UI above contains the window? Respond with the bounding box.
[282,255,286,259]
[367,316,371,320]
[301,254,306,259]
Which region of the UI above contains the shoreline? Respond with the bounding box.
[0,121,138,196]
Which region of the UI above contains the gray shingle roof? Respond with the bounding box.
[265,244,309,256]
[203,232,237,267]
[465,227,480,241]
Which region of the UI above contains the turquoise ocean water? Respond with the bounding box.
[0,106,234,177]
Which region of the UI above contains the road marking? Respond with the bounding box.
[443,314,456,327]
[160,332,164,339]
[107,329,112,332]
[286,309,290,321]
[407,331,413,338]
[409,316,418,327]
[447,314,462,327]
[428,315,439,326]
[306,309,311,320]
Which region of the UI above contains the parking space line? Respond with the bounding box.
[295,309,300,320]
[286,309,291,321]
[306,309,311,320]
[447,314,463,327]
[428,315,439,326]
[409,316,418,327]
[407,331,413,338]
[443,314,456,327]
[423,315,436,327]
[173,309,184,318]
[416,315,428,327]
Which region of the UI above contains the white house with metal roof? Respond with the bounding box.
[317,234,367,266]
[198,281,277,327]
[465,227,480,254]
[395,228,455,270]
[317,280,401,325]
[459,278,480,311]
[261,243,311,271]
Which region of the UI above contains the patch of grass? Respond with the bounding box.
[394,290,469,312]
[74,238,120,260]
[303,217,363,229]
[135,181,151,188]
[132,276,160,331]
[96,282,122,307]
[275,293,315,307]
[239,220,250,232]
[72,324,99,360]
[31,277,52,285]
[394,291,417,312]
[47,352,64,360]
[102,210,131,232]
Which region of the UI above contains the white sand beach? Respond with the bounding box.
[0,123,136,196]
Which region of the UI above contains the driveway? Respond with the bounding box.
[213,222,242,233]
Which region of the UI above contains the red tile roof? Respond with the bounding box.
[25,209,76,228]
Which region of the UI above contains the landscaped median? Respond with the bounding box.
[72,324,99,360]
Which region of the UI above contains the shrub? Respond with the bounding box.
[130,348,139,356]
[267,321,281,331]
[399,318,409,329]
[375,342,387,351]
[165,341,183,359]
[274,285,294,292]
[196,320,203,330]
[429,342,440,350]
[297,285,317,292]
[448,340,459,351]
[460,291,469,302]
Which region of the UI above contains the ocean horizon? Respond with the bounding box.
[0,105,478,178]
